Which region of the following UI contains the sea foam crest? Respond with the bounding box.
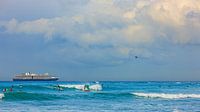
[59,84,102,91]
[59,84,84,90]
[132,93,200,99]
[0,93,4,99]
[89,84,102,91]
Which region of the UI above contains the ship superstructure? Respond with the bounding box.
[13,72,59,81]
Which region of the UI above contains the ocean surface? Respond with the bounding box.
[0,81,200,112]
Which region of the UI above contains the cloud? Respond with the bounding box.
[123,11,136,20]
[4,18,55,38]
[0,0,200,65]
[148,0,200,26]
[148,0,200,44]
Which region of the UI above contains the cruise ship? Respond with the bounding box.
[13,72,59,81]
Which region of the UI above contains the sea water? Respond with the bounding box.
[0,81,200,112]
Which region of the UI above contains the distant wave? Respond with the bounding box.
[0,93,4,99]
[59,84,102,91]
[132,93,200,99]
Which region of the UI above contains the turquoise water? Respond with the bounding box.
[0,81,200,112]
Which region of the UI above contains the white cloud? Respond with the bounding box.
[148,0,200,26]
[123,11,136,20]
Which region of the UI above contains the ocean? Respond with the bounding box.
[0,81,200,112]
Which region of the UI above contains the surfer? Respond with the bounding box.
[83,84,90,92]
[57,85,63,91]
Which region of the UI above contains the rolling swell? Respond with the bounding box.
[2,91,200,101]
[0,91,134,101]
[12,84,57,91]
[2,92,63,101]
[93,92,133,98]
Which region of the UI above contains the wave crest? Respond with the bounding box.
[132,93,200,99]
[0,93,4,99]
[59,84,102,91]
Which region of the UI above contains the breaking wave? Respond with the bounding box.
[59,84,102,91]
[132,93,200,99]
[0,93,4,99]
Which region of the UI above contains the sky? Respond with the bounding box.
[0,0,200,81]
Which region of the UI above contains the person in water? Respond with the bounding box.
[3,88,6,92]
[3,86,13,92]
[10,87,13,92]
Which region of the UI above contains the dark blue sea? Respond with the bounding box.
[0,81,200,112]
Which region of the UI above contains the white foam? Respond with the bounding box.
[59,84,85,90]
[0,93,4,99]
[132,93,200,99]
[89,84,102,91]
[59,84,102,91]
